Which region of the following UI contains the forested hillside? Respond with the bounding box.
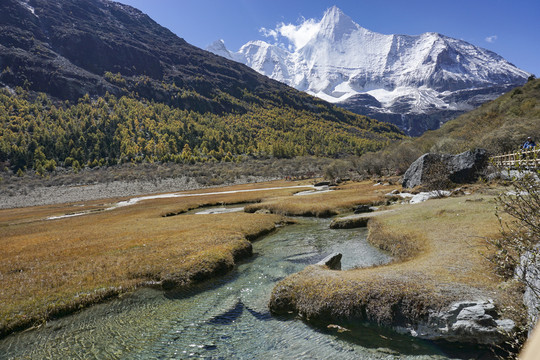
[0,88,402,174]
[0,0,404,174]
[414,77,540,155]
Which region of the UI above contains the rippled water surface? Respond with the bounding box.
[0,217,492,359]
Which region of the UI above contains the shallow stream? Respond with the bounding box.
[0,217,493,359]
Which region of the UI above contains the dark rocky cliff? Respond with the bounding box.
[0,0,313,109]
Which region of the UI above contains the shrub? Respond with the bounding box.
[487,164,540,356]
[323,160,350,181]
[490,168,540,281]
[44,159,56,172]
[351,152,388,177]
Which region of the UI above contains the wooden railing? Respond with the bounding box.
[491,148,540,169]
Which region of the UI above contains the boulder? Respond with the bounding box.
[446,148,489,183]
[316,253,342,270]
[397,300,515,344]
[402,149,488,188]
[254,209,272,214]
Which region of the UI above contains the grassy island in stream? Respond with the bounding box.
[268,185,525,340]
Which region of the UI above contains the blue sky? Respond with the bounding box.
[116,0,539,76]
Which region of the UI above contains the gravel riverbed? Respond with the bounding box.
[0,175,278,209]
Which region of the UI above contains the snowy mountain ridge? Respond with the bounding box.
[208,6,529,135]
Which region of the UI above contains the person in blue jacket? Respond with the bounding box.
[523,137,536,150]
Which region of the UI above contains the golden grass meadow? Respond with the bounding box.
[0,178,518,341]
[0,180,311,336]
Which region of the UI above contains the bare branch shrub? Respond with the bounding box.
[429,137,469,155]
[351,152,388,177]
[323,159,351,181]
[389,141,424,175]
[487,164,540,357]
[492,169,540,282]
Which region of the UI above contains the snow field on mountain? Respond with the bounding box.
[208,6,528,122]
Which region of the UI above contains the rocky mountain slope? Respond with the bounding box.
[413,77,540,155]
[0,0,287,106]
[209,6,530,135]
[0,0,404,173]
[351,77,540,177]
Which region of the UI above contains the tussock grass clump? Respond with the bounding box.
[367,218,425,261]
[245,181,399,217]
[270,266,438,326]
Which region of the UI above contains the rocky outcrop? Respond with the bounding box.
[402,149,488,188]
[397,300,515,344]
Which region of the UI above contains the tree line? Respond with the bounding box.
[0,87,403,175]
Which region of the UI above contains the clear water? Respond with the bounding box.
[0,217,494,359]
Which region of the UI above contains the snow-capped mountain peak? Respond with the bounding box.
[207,39,235,61]
[317,6,360,42]
[207,7,529,135]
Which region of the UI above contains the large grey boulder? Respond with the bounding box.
[402,149,488,188]
[396,300,515,344]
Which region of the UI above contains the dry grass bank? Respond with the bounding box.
[245,181,400,217]
[0,180,316,338]
[269,190,524,329]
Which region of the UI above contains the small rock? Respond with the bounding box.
[314,181,330,187]
[409,191,450,204]
[254,209,272,214]
[317,253,342,270]
[353,205,373,214]
[327,324,350,333]
[465,198,484,202]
